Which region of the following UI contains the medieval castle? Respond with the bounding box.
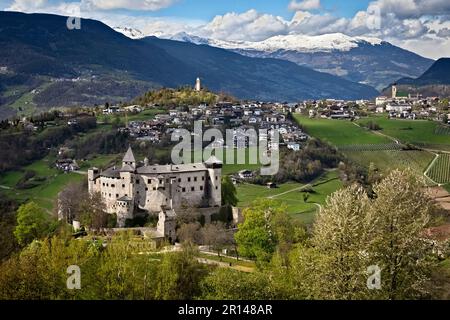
[88,147,222,236]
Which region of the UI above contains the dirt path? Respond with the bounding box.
[426,186,450,210]
[424,152,442,186]
[351,122,400,144]
[352,121,447,185]
[268,184,312,199]
[197,258,254,273]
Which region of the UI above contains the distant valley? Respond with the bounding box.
[0,12,378,119]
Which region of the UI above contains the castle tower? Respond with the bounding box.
[87,167,99,194]
[205,156,222,207]
[195,77,201,92]
[392,84,397,99]
[122,146,136,170]
[157,206,177,243]
[116,196,134,228]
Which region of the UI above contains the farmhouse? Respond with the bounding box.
[88,147,222,228]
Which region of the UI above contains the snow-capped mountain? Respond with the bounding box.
[167,32,433,90]
[114,27,434,90]
[170,32,383,53]
[113,27,146,39]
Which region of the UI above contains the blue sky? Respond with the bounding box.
[138,0,371,20]
[0,0,372,20]
[1,0,450,58]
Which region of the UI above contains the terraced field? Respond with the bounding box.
[428,154,450,184]
[338,143,403,152]
[435,125,450,136]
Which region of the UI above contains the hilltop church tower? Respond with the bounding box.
[392,83,397,99]
[195,77,201,92]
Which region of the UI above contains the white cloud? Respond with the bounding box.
[7,0,179,12]
[88,0,178,11]
[288,0,321,11]
[367,0,450,19]
[3,0,450,58]
[390,37,450,59]
[7,0,47,11]
[197,10,288,41]
[289,11,346,35]
[437,28,450,38]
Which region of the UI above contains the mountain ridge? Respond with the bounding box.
[163,31,434,91]
[0,11,379,119]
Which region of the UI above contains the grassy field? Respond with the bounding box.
[236,171,342,225]
[344,150,435,175]
[0,155,117,212]
[97,108,166,124]
[357,116,450,149]
[189,147,263,175]
[294,115,390,146]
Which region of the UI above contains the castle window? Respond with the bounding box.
[111,184,115,188]
[188,177,191,182]
[145,187,148,191]
[109,194,111,198]
[215,176,218,181]
[194,177,197,182]
[159,179,163,184]
[215,186,218,190]
[122,184,125,188]
[153,187,157,191]
[202,176,205,181]
[200,186,204,191]
[191,187,195,192]
[116,194,119,198]
[102,183,105,186]
[178,178,181,183]
[136,179,140,184]
[182,188,186,192]
[148,179,151,184]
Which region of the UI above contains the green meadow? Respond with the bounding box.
[357,116,450,149]
[344,150,435,176]
[0,155,118,212]
[236,171,343,225]
[294,115,390,146]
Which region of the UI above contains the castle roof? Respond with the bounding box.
[120,164,135,172]
[205,155,223,165]
[137,163,207,174]
[123,146,135,163]
[101,167,121,178]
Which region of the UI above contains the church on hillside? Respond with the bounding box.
[88,147,222,229]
